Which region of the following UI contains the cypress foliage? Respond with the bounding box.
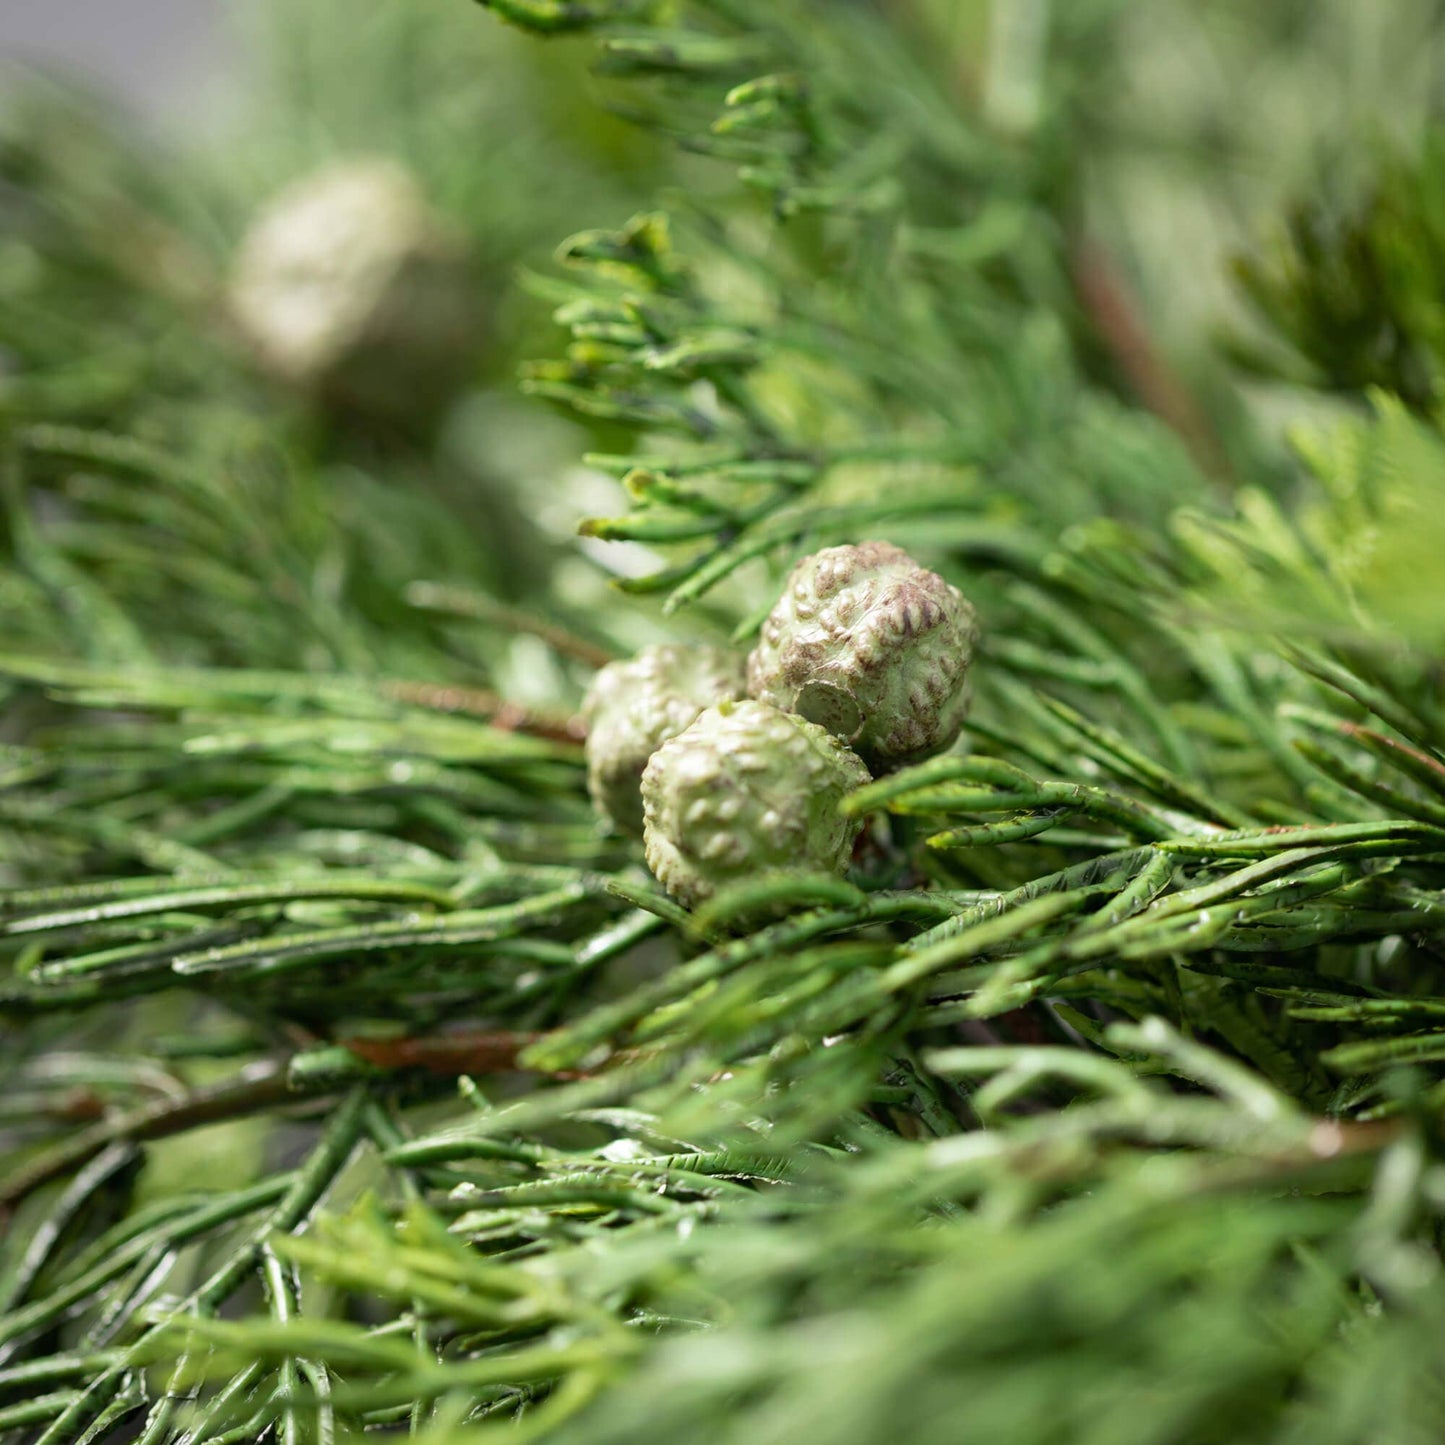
[5,3,1445,1441]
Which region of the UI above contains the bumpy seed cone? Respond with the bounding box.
[642,699,870,909]
[747,541,978,771]
[228,159,478,421]
[584,643,746,836]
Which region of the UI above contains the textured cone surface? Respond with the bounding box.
[228,159,478,419]
[642,699,871,908]
[747,541,978,770]
[584,644,747,835]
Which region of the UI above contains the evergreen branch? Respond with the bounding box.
[7,1,1445,1440]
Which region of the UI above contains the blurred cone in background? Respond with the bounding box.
[228,158,481,424]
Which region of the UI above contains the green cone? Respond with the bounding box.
[747,541,978,771]
[228,159,479,420]
[642,699,871,908]
[584,643,746,835]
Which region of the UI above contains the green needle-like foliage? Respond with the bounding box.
[6,2,1445,1442]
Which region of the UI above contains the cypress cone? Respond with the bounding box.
[747,541,978,771]
[228,158,479,420]
[641,698,870,908]
[583,643,747,835]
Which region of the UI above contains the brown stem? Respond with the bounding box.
[1070,236,1231,482]
[381,680,585,744]
[0,1064,302,1216]
[0,1030,592,1216]
[404,583,619,669]
[1339,722,1445,782]
[339,1029,557,1076]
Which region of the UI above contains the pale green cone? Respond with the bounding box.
[584,643,746,836]
[747,541,978,771]
[641,699,870,909]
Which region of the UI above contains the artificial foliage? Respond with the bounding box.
[5,2,1445,1443]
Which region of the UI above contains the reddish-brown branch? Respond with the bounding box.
[339,1029,573,1077]
[404,583,619,669]
[381,680,586,744]
[0,1064,299,1217]
[0,1031,587,1217]
[1339,722,1445,782]
[1070,237,1231,482]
